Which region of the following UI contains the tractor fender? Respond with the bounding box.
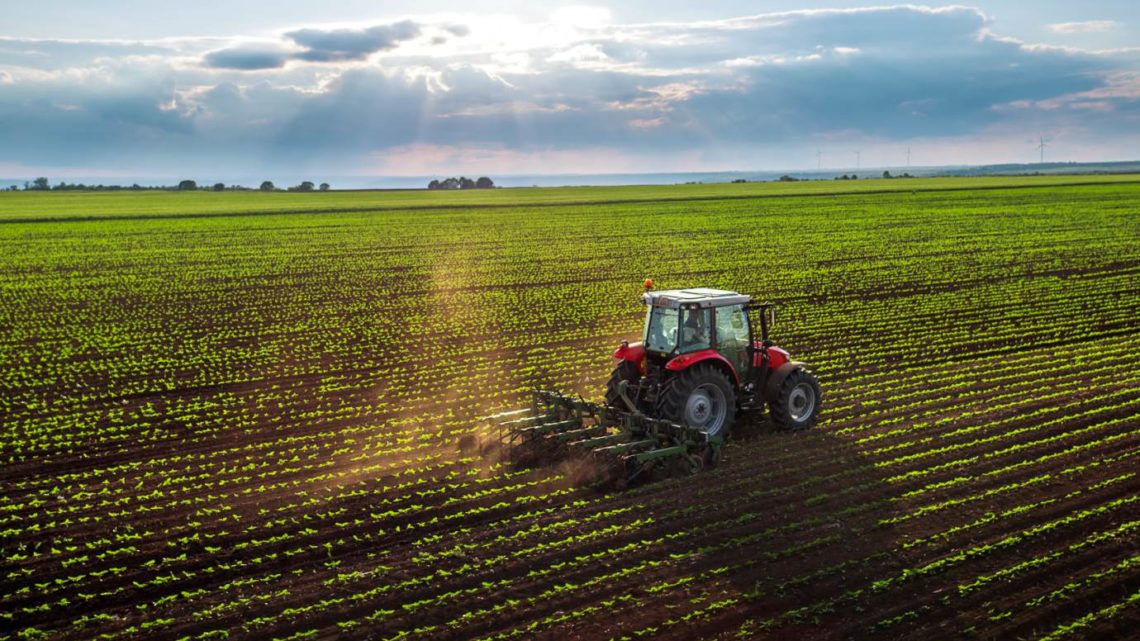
[613,341,646,364]
[665,349,740,386]
[764,361,807,403]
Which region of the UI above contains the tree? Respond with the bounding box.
[296,181,314,192]
[882,170,892,179]
[440,177,460,189]
[458,176,476,189]
[427,179,440,190]
[319,182,330,192]
[475,176,494,189]
[32,177,49,190]
[178,180,197,191]
[260,181,275,192]
[213,183,226,191]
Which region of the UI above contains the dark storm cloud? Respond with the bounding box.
[202,47,290,70]
[200,20,427,70]
[286,20,421,62]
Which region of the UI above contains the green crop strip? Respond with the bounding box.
[1,176,1138,641]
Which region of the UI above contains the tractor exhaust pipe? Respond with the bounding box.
[746,302,776,343]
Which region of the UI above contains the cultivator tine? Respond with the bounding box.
[554,425,608,442]
[569,433,626,449]
[499,414,549,429]
[480,407,533,422]
[517,419,580,436]
[592,439,658,456]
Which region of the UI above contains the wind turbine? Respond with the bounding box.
[1037,136,1048,163]
[854,150,861,170]
[816,149,822,170]
[906,147,911,167]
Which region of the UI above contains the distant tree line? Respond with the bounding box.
[427,176,494,190]
[15,178,332,192]
[833,171,915,181]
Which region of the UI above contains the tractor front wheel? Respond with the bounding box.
[656,363,736,438]
[769,367,821,431]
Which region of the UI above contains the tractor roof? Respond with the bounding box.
[642,288,751,309]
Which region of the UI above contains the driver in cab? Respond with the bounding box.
[681,311,710,351]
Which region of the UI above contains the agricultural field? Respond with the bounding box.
[1,176,1139,640]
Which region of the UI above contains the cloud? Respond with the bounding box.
[0,6,1137,176]
[547,43,610,64]
[202,47,290,70]
[1047,21,1120,34]
[0,36,194,70]
[286,20,421,62]
[199,20,430,70]
[443,24,470,38]
[994,71,1140,113]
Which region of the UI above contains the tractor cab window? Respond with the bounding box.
[645,305,712,354]
[715,304,751,374]
[716,305,750,345]
[679,308,712,352]
[644,307,679,353]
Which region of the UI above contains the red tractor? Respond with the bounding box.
[489,283,820,485]
[606,284,821,435]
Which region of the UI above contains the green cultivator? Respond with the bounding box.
[487,389,724,488]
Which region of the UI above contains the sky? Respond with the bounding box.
[1,1,1137,179]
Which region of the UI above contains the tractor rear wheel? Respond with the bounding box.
[604,361,642,410]
[769,367,821,431]
[656,363,736,437]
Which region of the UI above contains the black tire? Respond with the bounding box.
[655,363,736,437]
[604,360,642,410]
[769,367,821,431]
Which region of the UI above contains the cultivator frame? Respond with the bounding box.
[486,389,724,488]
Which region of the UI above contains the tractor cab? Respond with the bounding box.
[642,288,754,376]
[610,284,819,437]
